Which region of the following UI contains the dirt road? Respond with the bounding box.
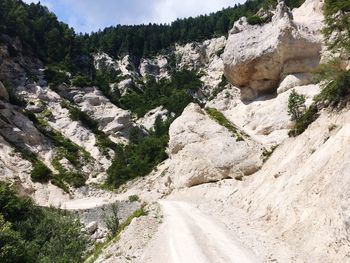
[142,201,260,263]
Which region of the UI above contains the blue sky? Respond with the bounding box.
[23,0,245,33]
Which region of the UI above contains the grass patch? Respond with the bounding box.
[205,107,244,141]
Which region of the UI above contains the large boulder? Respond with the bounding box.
[167,103,263,187]
[223,1,322,100]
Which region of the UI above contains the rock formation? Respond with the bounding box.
[223,0,323,100]
[167,103,263,187]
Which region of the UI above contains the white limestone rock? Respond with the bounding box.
[167,103,263,187]
[136,106,168,131]
[223,1,323,100]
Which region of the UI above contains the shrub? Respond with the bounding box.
[0,182,87,263]
[314,66,350,107]
[107,119,169,189]
[128,195,140,202]
[44,67,70,87]
[31,161,52,183]
[103,203,119,235]
[289,105,318,137]
[288,90,306,121]
[71,75,93,87]
[247,15,271,25]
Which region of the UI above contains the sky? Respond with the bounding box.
[22,0,245,33]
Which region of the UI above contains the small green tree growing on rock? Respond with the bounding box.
[288,90,306,121]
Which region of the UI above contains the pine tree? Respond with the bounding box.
[323,0,350,55]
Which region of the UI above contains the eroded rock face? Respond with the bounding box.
[223,1,323,100]
[136,106,168,131]
[167,103,263,187]
[139,56,169,79]
[175,37,227,96]
[0,81,9,101]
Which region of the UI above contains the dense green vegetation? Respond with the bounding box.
[107,118,170,188]
[314,60,350,106]
[312,0,350,108]
[0,0,305,73]
[0,182,87,263]
[0,0,90,74]
[323,0,350,54]
[26,110,89,190]
[120,70,201,117]
[30,160,52,183]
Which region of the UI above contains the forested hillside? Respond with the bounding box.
[0,0,304,71]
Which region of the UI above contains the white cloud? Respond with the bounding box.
[21,0,245,33]
[151,0,238,23]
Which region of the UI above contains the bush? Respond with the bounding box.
[128,195,140,202]
[31,161,52,183]
[0,182,87,263]
[247,15,271,25]
[103,203,119,235]
[71,75,93,87]
[288,90,306,121]
[315,67,350,107]
[289,105,318,137]
[107,118,169,189]
[44,67,70,87]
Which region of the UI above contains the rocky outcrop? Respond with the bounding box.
[223,1,323,100]
[0,100,53,161]
[0,34,43,87]
[175,37,227,96]
[136,106,169,131]
[56,85,133,143]
[167,103,263,187]
[208,84,320,145]
[139,56,169,79]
